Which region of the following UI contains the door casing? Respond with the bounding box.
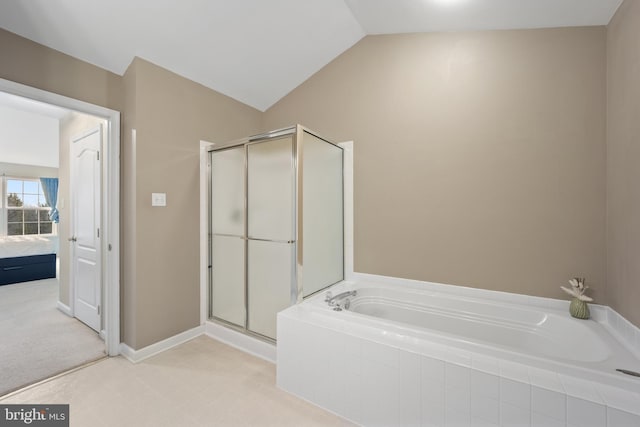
[0,78,121,356]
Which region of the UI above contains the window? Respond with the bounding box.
[3,178,54,236]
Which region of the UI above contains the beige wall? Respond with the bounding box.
[3,20,638,345]
[264,28,607,303]
[124,58,262,349]
[606,0,640,327]
[1,30,263,349]
[0,29,122,112]
[58,112,107,307]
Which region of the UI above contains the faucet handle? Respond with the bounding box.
[324,291,333,302]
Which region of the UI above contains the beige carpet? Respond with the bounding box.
[0,277,106,396]
[2,336,353,426]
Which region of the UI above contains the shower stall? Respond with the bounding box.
[208,125,344,341]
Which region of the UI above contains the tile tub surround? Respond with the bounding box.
[277,276,640,427]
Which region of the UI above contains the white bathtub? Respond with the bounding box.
[277,275,640,427]
[347,286,633,370]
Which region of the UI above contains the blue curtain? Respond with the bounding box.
[40,177,59,223]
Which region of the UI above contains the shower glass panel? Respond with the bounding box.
[246,137,295,340]
[247,240,294,339]
[247,136,295,241]
[211,235,245,326]
[301,132,344,297]
[211,146,245,236]
[210,146,246,327]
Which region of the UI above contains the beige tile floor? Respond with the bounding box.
[1,336,353,427]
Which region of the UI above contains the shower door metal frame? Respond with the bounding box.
[207,125,344,343]
[207,144,247,327]
[244,134,297,337]
[292,125,346,302]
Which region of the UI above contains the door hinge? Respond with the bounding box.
[97,228,100,238]
[97,305,101,315]
[97,151,100,161]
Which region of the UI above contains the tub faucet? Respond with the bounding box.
[325,290,357,311]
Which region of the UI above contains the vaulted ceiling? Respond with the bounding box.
[0,0,623,111]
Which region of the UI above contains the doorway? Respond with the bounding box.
[0,78,120,394]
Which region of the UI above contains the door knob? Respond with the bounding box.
[68,236,77,242]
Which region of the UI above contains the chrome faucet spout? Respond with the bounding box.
[326,290,357,308]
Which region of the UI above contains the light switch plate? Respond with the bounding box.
[151,193,166,207]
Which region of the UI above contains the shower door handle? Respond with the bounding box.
[68,236,77,242]
[247,237,295,244]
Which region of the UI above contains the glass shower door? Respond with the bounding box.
[210,146,246,327]
[301,131,344,296]
[208,125,345,342]
[246,136,295,340]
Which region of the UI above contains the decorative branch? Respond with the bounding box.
[561,277,593,302]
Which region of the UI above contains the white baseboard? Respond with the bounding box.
[116,322,276,365]
[56,301,72,317]
[205,321,276,364]
[119,325,205,363]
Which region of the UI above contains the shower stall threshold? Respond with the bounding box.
[205,320,277,363]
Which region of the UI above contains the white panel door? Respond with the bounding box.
[71,126,102,332]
